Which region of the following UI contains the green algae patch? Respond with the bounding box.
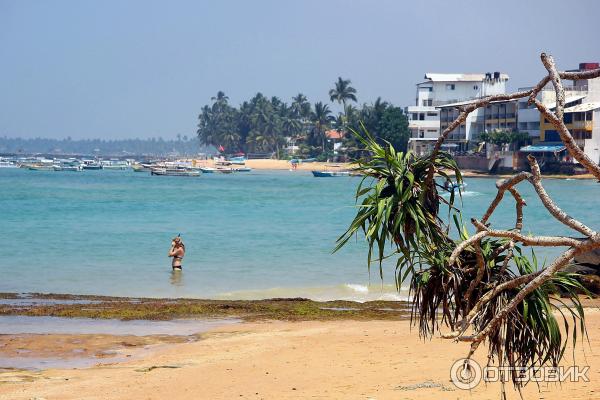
[0,293,411,322]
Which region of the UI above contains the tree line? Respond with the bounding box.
[196,78,410,159]
[0,136,207,157]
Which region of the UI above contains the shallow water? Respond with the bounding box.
[0,315,239,335]
[0,168,599,300]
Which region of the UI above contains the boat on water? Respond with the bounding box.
[81,160,103,170]
[101,160,130,170]
[0,160,18,168]
[29,164,55,171]
[234,167,252,172]
[199,167,217,173]
[217,168,234,174]
[54,165,82,171]
[150,167,200,177]
[132,163,150,172]
[311,170,351,177]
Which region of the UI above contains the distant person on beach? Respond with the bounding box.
[168,236,185,270]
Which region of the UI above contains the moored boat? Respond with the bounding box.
[150,167,200,177]
[311,170,351,177]
[199,167,217,173]
[0,160,18,168]
[29,164,55,171]
[81,160,102,170]
[101,160,130,170]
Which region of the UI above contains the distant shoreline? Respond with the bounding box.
[239,159,598,180]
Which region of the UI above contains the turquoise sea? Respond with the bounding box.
[1,168,598,301]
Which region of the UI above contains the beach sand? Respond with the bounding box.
[195,158,598,179]
[1,311,599,399]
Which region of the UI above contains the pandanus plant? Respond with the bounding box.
[336,122,589,392]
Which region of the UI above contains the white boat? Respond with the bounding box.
[0,160,18,168]
[54,165,82,172]
[311,170,351,177]
[234,167,252,172]
[29,164,55,171]
[81,160,103,170]
[150,167,200,177]
[199,167,217,173]
[101,161,130,170]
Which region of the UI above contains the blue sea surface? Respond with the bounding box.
[0,168,598,300]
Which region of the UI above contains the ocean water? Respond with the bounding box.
[0,168,599,301]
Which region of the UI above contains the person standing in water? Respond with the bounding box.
[168,236,185,270]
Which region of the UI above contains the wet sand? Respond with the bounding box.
[1,309,599,399]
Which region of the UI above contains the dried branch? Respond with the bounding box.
[527,155,597,236]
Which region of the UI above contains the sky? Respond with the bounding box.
[1,0,599,140]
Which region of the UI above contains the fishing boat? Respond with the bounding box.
[217,168,234,174]
[101,160,130,170]
[199,167,217,173]
[311,170,351,177]
[233,167,252,172]
[132,163,149,172]
[81,160,102,170]
[54,164,82,171]
[29,164,55,171]
[150,167,200,177]
[229,156,246,165]
[0,160,18,168]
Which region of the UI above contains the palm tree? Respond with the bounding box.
[329,77,357,124]
[211,91,229,105]
[311,102,333,153]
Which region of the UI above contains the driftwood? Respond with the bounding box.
[430,54,600,356]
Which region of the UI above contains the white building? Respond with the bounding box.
[406,72,509,155]
[516,62,600,165]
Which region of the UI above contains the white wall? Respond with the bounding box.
[584,109,600,164]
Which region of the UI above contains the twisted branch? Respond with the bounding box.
[435,54,600,353]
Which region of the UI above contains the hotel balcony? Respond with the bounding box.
[572,120,594,130]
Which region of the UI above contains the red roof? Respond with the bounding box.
[325,129,345,140]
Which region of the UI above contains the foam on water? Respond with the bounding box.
[215,283,409,302]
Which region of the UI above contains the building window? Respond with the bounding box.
[446,84,455,90]
[545,130,560,141]
[419,113,425,121]
[412,113,418,120]
[473,85,478,90]
[427,112,437,117]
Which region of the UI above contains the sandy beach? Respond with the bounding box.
[1,308,599,400]
[195,158,599,180]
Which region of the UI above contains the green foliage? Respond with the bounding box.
[344,98,410,157]
[336,127,588,390]
[196,84,408,158]
[335,125,461,281]
[479,129,530,147]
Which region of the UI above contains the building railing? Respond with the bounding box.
[518,85,588,92]
[572,121,594,130]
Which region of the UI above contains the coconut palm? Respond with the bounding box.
[311,102,333,152]
[329,77,358,124]
[211,91,229,105]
